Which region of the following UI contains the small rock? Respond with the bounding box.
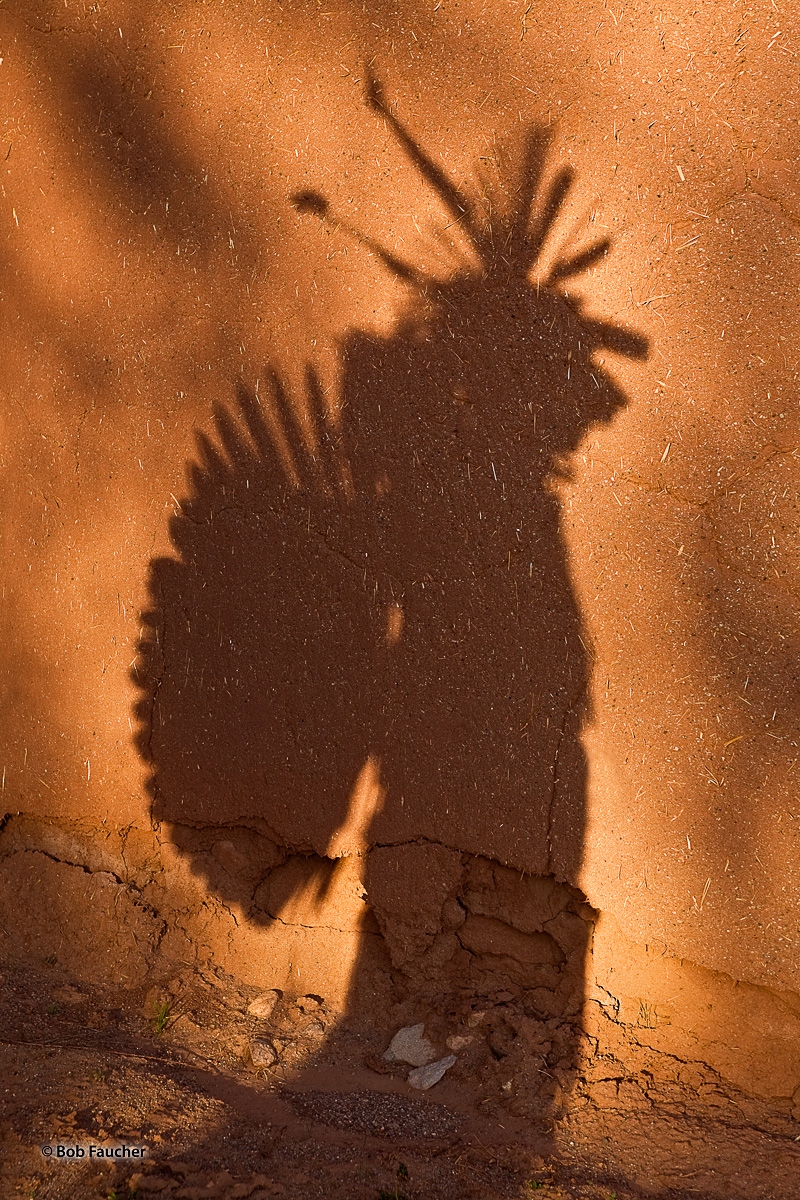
[296,994,322,1013]
[466,1010,486,1028]
[225,1032,249,1059]
[304,1020,325,1039]
[383,1023,437,1067]
[51,984,84,1004]
[133,1176,173,1193]
[249,1038,278,1067]
[408,1055,457,1090]
[247,991,281,1019]
[198,966,226,988]
[364,1053,395,1075]
[446,1035,473,1051]
[167,1162,193,1176]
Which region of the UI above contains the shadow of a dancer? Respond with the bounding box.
[133,73,647,1128]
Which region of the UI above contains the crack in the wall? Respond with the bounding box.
[6,815,800,1107]
[8,844,153,906]
[742,178,800,233]
[602,450,800,620]
[254,910,371,936]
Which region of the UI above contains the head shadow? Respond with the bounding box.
[132,72,648,1114]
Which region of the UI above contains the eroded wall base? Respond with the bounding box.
[2,812,799,1111]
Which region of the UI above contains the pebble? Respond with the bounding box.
[408,1055,457,1090]
[249,1038,278,1067]
[296,994,322,1013]
[304,1020,326,1039]
[247,991,281,1019]
[383,1023,437,1067]
[51,984,84,1004]
[133,1176,173,1193]
[446,1034,473,1051]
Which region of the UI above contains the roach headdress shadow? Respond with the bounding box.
[293,66,649,372]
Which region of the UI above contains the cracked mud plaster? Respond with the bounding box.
[243,838,595,1021]
[0,848,164,986]
[5,814,800,1102]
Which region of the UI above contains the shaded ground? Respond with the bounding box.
[1,957,798,1200]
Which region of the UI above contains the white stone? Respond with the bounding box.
[247,990,280,1019]
[383,1023,437,1067]
[249,1039,278,1067]
[408,1055,457,1090]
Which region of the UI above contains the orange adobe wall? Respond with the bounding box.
[2,0,800,1106]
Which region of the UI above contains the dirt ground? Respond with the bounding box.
[1,955,798,1200]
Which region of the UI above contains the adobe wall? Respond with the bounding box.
[2,0,799,1107]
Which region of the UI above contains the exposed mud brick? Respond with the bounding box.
[0,815,131,880]
[462,860,573,933]
[159,830,281,911]
[253,854,371,933]
[544,909,593,958]
[522,987,565,1019]
[441,895,467,930]
[0,850,163,984]
[422,930,467,972]
[166,822,284,880]
[590,915,800,1099]
[365,842,464,964]
[121,827,163,884]
[156,842,223,911]
[458,913,564,990]
[210,832,283,887]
